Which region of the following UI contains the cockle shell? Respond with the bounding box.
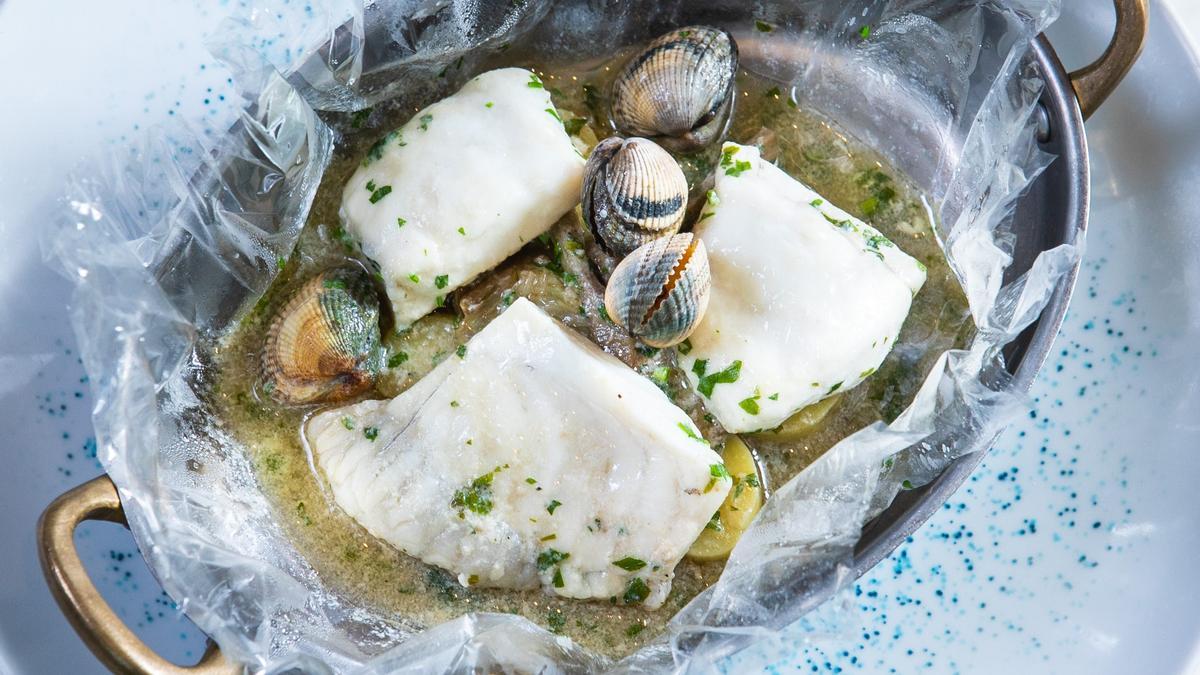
[611,26,739,151]
[261,267,383,405]
[583,136,689,259]
[604,233,711,348]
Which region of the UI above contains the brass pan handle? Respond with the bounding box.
[1069,0,1149,120]
[38,476,240,675]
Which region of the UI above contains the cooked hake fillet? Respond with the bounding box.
[682,143,927,433]
[306,299,730,608]
[340,68,585,329]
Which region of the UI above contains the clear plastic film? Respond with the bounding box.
[43,0,1071,672]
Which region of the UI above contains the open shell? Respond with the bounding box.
[583,136,688,259]
[261,267,383,405]
[604,233,711,348]
[611,26,739,151]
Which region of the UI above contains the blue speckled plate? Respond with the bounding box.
[1,1,1197,673]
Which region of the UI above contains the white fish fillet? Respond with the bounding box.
[681,143,927,433]
[340,68,585,329]
[306,299,730,608]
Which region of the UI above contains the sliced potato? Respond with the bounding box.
[749,394,841,442]
[686,436,764,561]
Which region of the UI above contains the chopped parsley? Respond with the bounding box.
[541,533,556,541]
[859,367,876,379]
[546,609,565,632]
[276,255,287,269]
[613,557,647,571]
[755,19,774,32]
[408,273,420,284]
[678,422,708,444]
[677,339,693,355]
[692,359,708,377]
[649,366,671,388]
[810,198,825,207]
[622,577,650,605]
[768,392,780,401]
[626,622,646,638]
[526,477,537,485]
[501,290,516,307]
[859,24,872,39]
[527,73,544,88]
[485,101,494,108]
[696,360,743,397]
[706,189,720,206]
[455,344,467,359]
[467,574,479,585]
[368,183,392,204]
[738,392,761,415]
[363,426,379,441]
[435,274,449,289]
[546,499,562,514]
[705,510,724,532]
[341,416,355,430]
[457,226,466,236]
[705,463,731,493]
[350,108,372,128]
[396,217,407,228]
[418,114,433,131]
[902,479,914,489]
[828,381,843,394]
[536,548,569,571]
[733,472,761,499]
[450,400,460,407]
[387,352,409,368]
[562,117,586,136]
[764,86,781,99]
[296,501,313,526]
[719,148,752,177]
[544,107,563,122]
[362,130,402,167]
[856,169,896,216]
[451,468,501,517]
[553,568,565,588]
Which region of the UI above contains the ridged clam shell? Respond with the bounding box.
[611,26,738,151]
[583,136,688,259]
[604,233,711,348]
[262,267,382,405]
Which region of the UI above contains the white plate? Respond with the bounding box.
[0,2,1196,673]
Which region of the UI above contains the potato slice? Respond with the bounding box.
[750,394,841,442]
[686,436,764,561]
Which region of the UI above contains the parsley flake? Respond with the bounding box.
[408,273,420,284]
[613,557,647,571]
[341,416,355,430]
[755,19,774,32]
[368,184,392,204]
[418,114,433,131]
[622,577,650,604]
[545,107,563,122]
[435,274,449,289]
[456,344,467,359]
[387,352,409,368]
[363,426,379,441]
[536,548,569,571]
[451,469,500,516]
[697,360,743,397]
[739,394,761,415]
[678,422,708,444]
[546,499,562,514]
[527,73,544,88]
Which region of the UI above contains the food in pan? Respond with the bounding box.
[215,22,972,656]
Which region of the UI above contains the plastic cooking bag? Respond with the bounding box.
[44,0,1073,671]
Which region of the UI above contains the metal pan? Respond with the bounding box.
[36,1,1148,671]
